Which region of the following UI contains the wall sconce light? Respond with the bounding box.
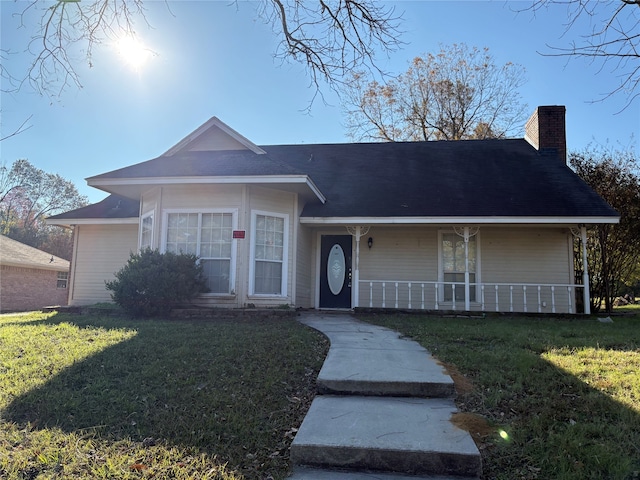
[367,237,373,249]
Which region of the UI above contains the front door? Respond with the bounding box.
[319,235,352,308]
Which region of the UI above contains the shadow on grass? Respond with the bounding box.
[361,314,640,480]
[2,312,328,477]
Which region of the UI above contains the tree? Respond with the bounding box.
[342,44,528,142]
[523,1,640,108]
[570,145,640,313]
[0,159,88,259]
[2,1,402,101]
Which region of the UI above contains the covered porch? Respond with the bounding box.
[309,223,593,315]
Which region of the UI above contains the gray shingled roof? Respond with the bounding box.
[0,235,70,271]
[47,194,139,221]
[52,139,619,222]
[87,150,306,180]
[263,139,618,219]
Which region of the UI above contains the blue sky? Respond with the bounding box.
[1,1,638,204]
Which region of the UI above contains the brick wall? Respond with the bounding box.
[0,265,69,312]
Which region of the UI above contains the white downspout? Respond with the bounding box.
[581,225,591,315]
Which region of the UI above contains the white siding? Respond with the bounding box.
[70,224,138,305]
[295,223,313,308]
[357,227,439,309]
[359,228,438,281]
[481,228,572,284]
[160,185,243,210]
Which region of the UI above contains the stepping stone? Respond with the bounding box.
[290,395,481,478]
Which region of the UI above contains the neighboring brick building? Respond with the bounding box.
[0,235,70,312]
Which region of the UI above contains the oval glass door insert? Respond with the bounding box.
[327,244,346,295]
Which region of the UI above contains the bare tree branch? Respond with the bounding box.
[0,115,34,142]
[518,0,640,109]
[2,0,403,106]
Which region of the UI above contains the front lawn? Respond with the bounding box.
[363,313,640,480]
[0,311,328,479]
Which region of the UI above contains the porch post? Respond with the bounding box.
[346,225,370,309]
[463,227,470,311]
[354,226,361,308]
[580,225,591,315]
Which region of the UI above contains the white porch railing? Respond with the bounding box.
[360,280,586,314]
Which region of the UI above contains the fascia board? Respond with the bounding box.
[46,218,139,226]
[299,216,620,225]
[1,260,69,271]
[88,175,326,203]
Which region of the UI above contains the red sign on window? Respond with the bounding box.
[233,230,246,239]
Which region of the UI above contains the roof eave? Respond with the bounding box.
[299,216,620,226]
[1,260,70,271]
[87,175,326,204]
[46,217,140,227]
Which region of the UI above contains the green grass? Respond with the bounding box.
[362,313,640,480]
[0,311,328,479]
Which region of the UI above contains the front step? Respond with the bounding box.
[290,396,482,478]
[300,316,454,398]
[317,346,454,397]
[289,466,479,480]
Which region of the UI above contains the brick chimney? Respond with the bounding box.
[524,106,566,163]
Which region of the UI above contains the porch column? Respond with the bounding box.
[354,226,361,308]
[454,226,479,312]
[463,227,470,311]
[581,225,591,315]
[346,226,370,309]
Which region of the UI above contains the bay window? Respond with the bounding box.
[163,211,235,294]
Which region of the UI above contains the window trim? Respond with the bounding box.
[160,208,238,296]
[139,211,154,250]
[438,229,481,303]
[249,210,289,297]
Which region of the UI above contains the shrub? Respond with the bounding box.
[106,249,209,317]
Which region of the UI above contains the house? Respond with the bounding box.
[48,106,618,314]
[0,235,70,312]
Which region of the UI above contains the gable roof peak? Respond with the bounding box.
[163,116,266,156]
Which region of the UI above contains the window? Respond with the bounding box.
[164,211,235,294]
[57,271,68,289]
[441,232,477,302]
[140,212,154,250]
[251,212,288,295]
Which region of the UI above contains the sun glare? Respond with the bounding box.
[115,36,153,71]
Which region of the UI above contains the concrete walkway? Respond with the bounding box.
[289,312,481,480]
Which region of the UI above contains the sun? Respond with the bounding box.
[115,35,153,71]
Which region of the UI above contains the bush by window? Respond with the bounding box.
[106,248,209,317]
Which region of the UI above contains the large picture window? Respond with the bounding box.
[251,212,288,296]
[164,211,235,294]
[441,232,477,302]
